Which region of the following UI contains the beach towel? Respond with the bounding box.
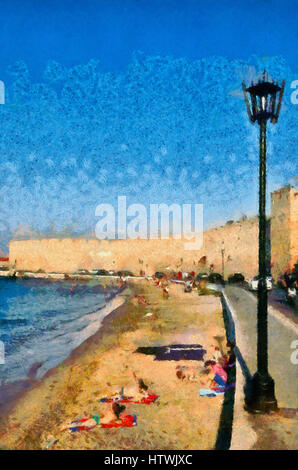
[135,344,206,361]
[69,414,137,431]
[100,393,158,404]
[199,388,224,397]
[199,383,235,397]
[101,414,137,428]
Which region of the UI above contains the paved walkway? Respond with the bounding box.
[224,286,298,449]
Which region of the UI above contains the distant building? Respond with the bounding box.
[0,256,9,269]
[270,185,298,281]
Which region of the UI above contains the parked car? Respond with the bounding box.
[248,275,273,291]
[228,272,245,284]
[287,286,297,305]
[75,269,90,275]
[117,270,134,277]
[279,271,297,305]
[208,273,225,285]
[96,269,109,276]
[195,273,208,281]
[154,271,165,279]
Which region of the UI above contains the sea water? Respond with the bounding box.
[0,277,120,385]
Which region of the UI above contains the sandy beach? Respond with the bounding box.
[0,279,227,450]
[0,284,126,416]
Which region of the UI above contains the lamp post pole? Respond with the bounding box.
[221,241,225,279]
[258,119,268,377]
[242,72,285,413]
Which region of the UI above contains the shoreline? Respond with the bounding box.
[0,280,227,450]
[0,270,143,281]
[0,283,129,418]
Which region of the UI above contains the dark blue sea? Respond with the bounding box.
[0,278,120,386]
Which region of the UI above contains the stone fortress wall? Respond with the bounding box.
[9,217,259,280]
[9,185,298,281]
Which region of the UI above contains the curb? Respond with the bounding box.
[221,290,257,450]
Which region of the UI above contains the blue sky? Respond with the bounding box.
[0,0,297,248]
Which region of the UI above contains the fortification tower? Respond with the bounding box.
[270,185,298,281]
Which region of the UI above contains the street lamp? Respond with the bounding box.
[242,70,285,413]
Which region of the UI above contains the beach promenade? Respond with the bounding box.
[225,286,298,450]
[0,280,227,450]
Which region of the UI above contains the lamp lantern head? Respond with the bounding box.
[242,71,285,124]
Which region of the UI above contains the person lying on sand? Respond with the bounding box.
[59,402,127,432]
[44,405,136,447]
[105,372,152,402]
[101,372,159,404]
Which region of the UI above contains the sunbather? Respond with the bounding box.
[101,372,157,403]
[60,402,127,432]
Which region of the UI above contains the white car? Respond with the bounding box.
[248,276,273,291]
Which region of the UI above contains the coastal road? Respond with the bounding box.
[247,286,298,325]
[224,285,298,409]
